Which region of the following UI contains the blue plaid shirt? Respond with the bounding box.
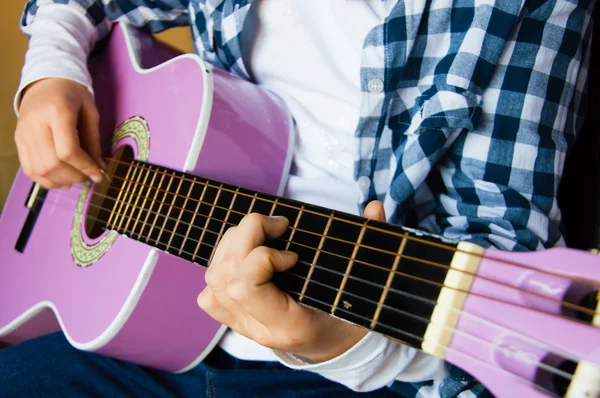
[20,0,595,396]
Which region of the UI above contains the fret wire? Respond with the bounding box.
[248,192,258,213]
[166,175,195,250]
[130,165,158,237]
[212,185,238,261]
[149,172,175,243]
[269,196,279,216]
[331,221,368,315]
[179,177,204,256]
[227,187,239,223]
[124,164,150,233]
[196,183,222,263]
[116,164,141,231]
[160,172,184,249]
[299,210,332,301]
[65,194,600,321]
[107,164,134,228]
[284,204,303,251]
[139,171,166,241]
[371,236,407,329]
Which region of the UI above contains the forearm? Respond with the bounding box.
[16,3,100,112]
[17,0,191,110]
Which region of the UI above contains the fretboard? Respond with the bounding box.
[102,160,460,349]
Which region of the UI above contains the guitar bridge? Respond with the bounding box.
[15,182,48,253]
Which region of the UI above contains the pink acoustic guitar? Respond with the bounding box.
[1,23,599,398]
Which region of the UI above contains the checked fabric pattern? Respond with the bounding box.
[19,1,596,397]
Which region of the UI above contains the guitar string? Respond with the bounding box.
[41,189,577,393]
[105,157,600,289]
[41,187,600,363]
[41,180,596,321]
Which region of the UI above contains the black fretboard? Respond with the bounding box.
[102,160,458,349]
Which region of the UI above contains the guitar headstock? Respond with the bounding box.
[422,244,600,397]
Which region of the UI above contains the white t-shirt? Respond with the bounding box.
[16,0,446,392]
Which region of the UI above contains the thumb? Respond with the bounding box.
[363,200,386,222]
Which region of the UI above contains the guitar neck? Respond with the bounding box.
[100,160,478,355]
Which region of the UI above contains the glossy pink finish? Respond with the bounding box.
[448,248,600,397]
[0,23,291,371]
[193,65,290,194]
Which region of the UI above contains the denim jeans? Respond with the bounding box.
[0,332,403,397]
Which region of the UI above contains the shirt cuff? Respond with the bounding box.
[272,332,447,392]
[15,3,103,114]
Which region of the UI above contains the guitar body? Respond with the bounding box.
[0,23,293,372]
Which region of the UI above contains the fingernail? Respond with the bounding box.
[91,174,103,183]
[282,251,298,263]
[269,215,287,221]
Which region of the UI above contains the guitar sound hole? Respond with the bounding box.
[85,145,134,239]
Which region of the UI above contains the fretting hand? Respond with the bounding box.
[197,200,386,362]
[14,78,105,189]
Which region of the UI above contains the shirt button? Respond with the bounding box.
[357,176,371,192]
[367,78,384,94]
